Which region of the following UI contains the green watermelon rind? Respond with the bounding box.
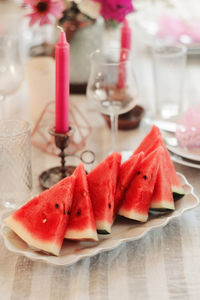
[118,208,148,222]
[96,220,111,234]
[172,186,185,200]
[150,200,175,210]
[173,192,185,200]
[4,215,60,256]
[65,228,98,241]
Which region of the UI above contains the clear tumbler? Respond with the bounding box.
[152,43,187,119]
[0,119,32,210]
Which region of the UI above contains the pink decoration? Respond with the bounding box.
[55,29,69,133]
[176,103,200,147]
[120,18,131,50]
[24,0,65,26]
[31,102,92,156]
[157,13,200,44]
[188,21,200,43]
[117,19,131,89]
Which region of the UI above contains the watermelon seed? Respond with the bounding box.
[137,171,141,175]
[143,175,147,180]
[55,203,59,209]
[108,203,111,209]
[77,210,81,216]
[42,219,47,223]
[63,203,66,215]
[120,185,125,191]
[82,191,87,197]
[67,211,71,215]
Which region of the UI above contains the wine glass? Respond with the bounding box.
[0,35,24,118]
[87,47,137,155]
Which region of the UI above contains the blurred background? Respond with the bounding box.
[0,0,200,122]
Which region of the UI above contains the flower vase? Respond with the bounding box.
[102,21,120,49]
[27,23,56,57]
[61,17,104,94]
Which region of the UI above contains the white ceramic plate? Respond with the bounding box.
[162,130,200,163]
[166,144,200,163]
[0,173,199,266]
[169,152,200,169]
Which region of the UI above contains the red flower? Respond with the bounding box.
[93,0,134,23]
[24,0,65,26]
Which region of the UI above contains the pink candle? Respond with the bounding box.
[55,28,69,133]
[121,19,131,51]
[117,19,132,89]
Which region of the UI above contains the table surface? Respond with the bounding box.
[1,8,200,300]
[1,92,200,300]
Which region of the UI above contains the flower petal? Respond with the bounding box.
[49,1,65,18]
[39,14,51,25]
[29,12,41,26]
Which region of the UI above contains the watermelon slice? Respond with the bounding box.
[4,175,75,256]
[134,125,161,156]
[114,152,144,219]
[87,151,121,234]
[134,126,185,198]
[150,156,175,210]
[159,141,185,198]
[118,147,162,222]
[65,163,98,241]
[151,138,185,198]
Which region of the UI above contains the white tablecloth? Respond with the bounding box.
[1,93,200,300]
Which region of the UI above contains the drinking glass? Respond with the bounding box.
[0,35,24,117]
[0,119,32,210]
[87,48,137,152]
[152,43,187,119]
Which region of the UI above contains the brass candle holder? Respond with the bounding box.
[39,126,95,189]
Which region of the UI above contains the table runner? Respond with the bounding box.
[1,206,200,299]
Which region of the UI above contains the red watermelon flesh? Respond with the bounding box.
[111,152,122,199]
[65,163,98,241]
[134,125,161,155]
[118,147,162,222]
[150,155,175,210]
[87,151,121,234]
[153,138,184,196]
[4,175,75,256]
[114,152,144,220]
[134,126,184,196]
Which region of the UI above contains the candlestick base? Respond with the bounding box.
[39,126,95,189]
[39,165,76,189]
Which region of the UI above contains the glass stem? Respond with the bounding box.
[110,113,118,152]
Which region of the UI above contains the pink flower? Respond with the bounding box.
[93,0,134,23]
[24,0,65,26]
